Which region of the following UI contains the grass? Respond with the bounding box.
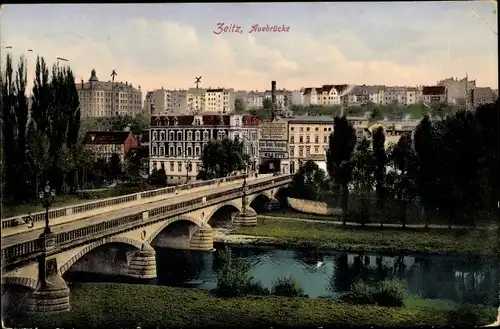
[232,218,499,256]
[5,283,497,328]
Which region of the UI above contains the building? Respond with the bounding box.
[384,86,407,105]
[422,86,447,104]
[437,76,476,105]
[291,90,303,106]
[246,91,265,109]
[83,131,138,164]
[259,117,290,174]
[363,120,419,148]
[471,87,497,107]
[405,87,417,105]
[301,85,351,107]
[77,69,143,118]
[287,116,335,174]
[264,89,292,110]
[149,114,261,184]
[204,88,235,114]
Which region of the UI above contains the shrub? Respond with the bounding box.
[447,304,496,326]
[244,280,270,296]
[271,276,304,297]
[214,248,253,297]
[342,280,374,305]
[373,279,406,307]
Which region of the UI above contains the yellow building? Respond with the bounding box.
[287,116,334,174]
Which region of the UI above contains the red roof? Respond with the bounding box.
[422,86,446,96]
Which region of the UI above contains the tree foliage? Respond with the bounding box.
[197,138,248,179]
[289,160,328,201]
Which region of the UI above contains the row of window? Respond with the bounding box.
[151,129,258,142]
[289,145,326,157]
[290,126,332,132]
[152,161,200,173]
[151,144,258,157]
[290,135,329,144]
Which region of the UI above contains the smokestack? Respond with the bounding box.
[271,80,276,109]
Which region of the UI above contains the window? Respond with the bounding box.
[306,127,310,132]
[187,131,193,141]
[195,131,200,141]
[169,146,174,156]
[290,127,294,131]
[187,147,192,157]
[177,131,182,141]
[169,131,174,140]
[203,131,209,140]
[299,147,303,156]
[235,117,240,126]
[252,145,256,156]
[159,147,164,156]
[306,136,310,143]
[324,136,328,143]
[314,146,319,153]
[315,127,319,131]
[306,146,311,155]
[195,147,200,157]
[170,162,174,171]
[159,131,165,140]
[152,146,157,155]
[152,131,158,140]
[177,162,182,172]
[300,127,303,132]
[290,136,294,143]
[177,147,182,156]
[315,135,319,143]
[152,161,157,170]
[299,136,303,143]
[290,148,294,157]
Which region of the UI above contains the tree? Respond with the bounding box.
[387,133,417,228]
[263,98,273,111]
[124,150,148,187]
[235,98,245,113]
[413,115,439,227]
[326,116,357,224]
[198,138,247,179]
[289,160,328,201]
[149,168,167,186]
[351,138,375,226]
[108,153,122,182]
[372,126,388,226]
[370,107,383,121]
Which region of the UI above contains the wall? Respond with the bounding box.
[287,197,342,216]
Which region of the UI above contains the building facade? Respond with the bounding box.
[259,117,290,174]
[77,69,143,118]
[149,114,260,184]
[83,131,138,164]
[287,116,335,174]
[422,86,447,104]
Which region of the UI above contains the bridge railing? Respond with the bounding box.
[1,174,293,266]
[1,174,249,229]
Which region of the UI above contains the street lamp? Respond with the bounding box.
[38,182,56,234]
[185,159,192,183]
[238,134,253,188]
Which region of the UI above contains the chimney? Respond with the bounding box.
[81,79,84,89]
[271,80,276,109]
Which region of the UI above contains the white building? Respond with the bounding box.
[246,91,265,109]
[204,88,235,114]
[149,114,261,184]
[291,90,303,105]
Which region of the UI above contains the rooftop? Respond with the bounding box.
[83,131,134,145]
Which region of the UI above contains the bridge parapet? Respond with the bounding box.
[1,174,249,229]
[2,174,292,270]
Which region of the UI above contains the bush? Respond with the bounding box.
[244,280,270,296]
[214,248,252,297]
[373,279,406,307]
[342,280,374,305]
[447,304,496,326]
[271,276,304,297]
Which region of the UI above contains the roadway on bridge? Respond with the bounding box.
[2,175,269,239]
[1,175,275,248]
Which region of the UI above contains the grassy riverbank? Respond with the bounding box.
[6,283,496,328]
[231,218,499,256]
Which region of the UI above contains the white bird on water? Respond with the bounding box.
[316,261,323,268]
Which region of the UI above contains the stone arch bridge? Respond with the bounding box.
[1,174,291,314]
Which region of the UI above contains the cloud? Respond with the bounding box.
[2,13,497,99]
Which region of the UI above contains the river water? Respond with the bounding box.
[64,244,498,306]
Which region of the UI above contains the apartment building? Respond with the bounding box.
[471,87,498,107]
[204,88,235,114]
[287,116,335,174]
[263,89,292,110]
[406,87,417,105]
[437,76,476,105]
[259,117,290,174]
[246,91,265,109]
[77,69,143,118]
[149,114,261,184]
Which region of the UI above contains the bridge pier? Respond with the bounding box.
[24,259,70,314]
[233,206,258,227]
[189,223,214,251]
[127,244,157,279]
[265,197,281,211]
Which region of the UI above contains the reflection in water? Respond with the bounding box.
[65,245,498,306]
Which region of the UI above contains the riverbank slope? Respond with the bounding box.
[5,283,496,328]
[226,217,498,256]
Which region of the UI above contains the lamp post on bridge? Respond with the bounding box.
[38,182,56,234]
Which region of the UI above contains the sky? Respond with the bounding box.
[1,2,498,95]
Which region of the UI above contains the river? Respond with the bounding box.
[64,244,498,306]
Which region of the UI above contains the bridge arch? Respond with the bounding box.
[205,201,241,227]
[146,216,203,245]
[59,236,143,275]
[247,191,273,205]
[1,276,38,290]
